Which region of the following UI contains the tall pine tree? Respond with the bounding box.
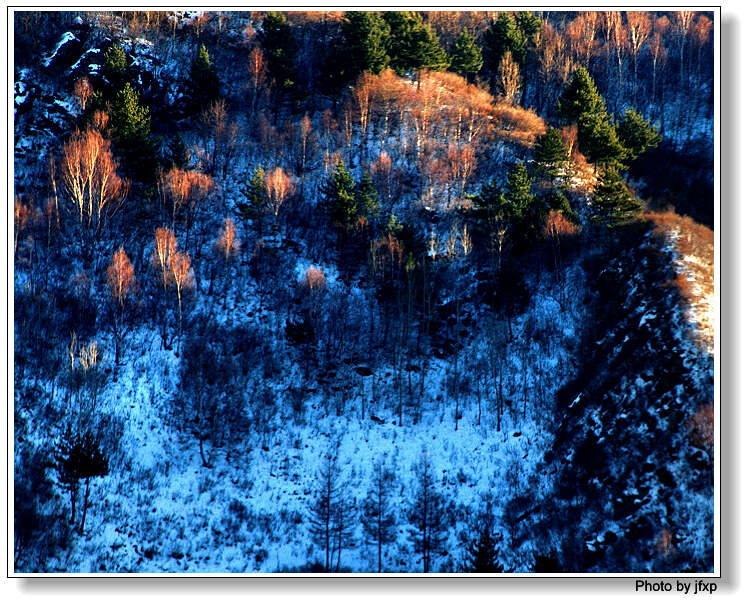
[591,166,644,228]
[616,109,662,163]
[449,28,483,81]
[342,11,391,78]
[259,12,298,92]
[187,43,221,112]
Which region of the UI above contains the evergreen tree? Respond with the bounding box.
[187,43,221,112]
[110,82,150,143]
[449,28,483,80]
[383,11,448,74]
[384,213,404,236]
[533,126,568,176]
[355,170,380,226]
[323,160,358,233]
[463,501,502,573]
[547,190,579,225]
[557,67,627,168]
[483,12,527,72]
[577,111,627,167]
[168,133,189,169]
[258,12,298,92]
[515,11,543,42]
[238,165,267,236]
[616,109,662,163]
[55,426,109,535]
[557,67,607,124]
[382,11,419,75]
[505,161,534,218]
[591,167,644,228]
[406,21,449,73]
[342,11,391,77]
[110,82,158,181]
[102,42,127,91]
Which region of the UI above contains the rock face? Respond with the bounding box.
[548,229,714,573]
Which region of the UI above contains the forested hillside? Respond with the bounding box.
[13,10,714,573]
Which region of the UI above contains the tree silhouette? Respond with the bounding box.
[55,426,109,535]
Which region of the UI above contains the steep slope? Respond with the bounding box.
[547,225,714,572]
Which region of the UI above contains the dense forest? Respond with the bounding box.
[14,10,714,573]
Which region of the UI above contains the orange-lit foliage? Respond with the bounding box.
[60,129,129,235]
[656,528,673,558]
[646,209,714,351]
[300,265,327,292]
[691,14,713,47]
[499,51,521,104]
[353,72,376,140]
[687,402,714,457]
[14,197,32,253]
[370,233,404,276]
[361,69,545,150]
[152,227,177,290]
[543,210,581,240]
[247,45,267,105]
[91,110,110,132]
[265,167,294,216]
[159,167,214,224]
[567,11,600,69]
[215,217,240,261]
[106,247,136,307]
[168,251,195,309]
[73,77,93,111]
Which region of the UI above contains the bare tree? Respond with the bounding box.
[168,250,195,354]
[60,129,129,244]
[106,247,136,365]
[215,217,240,263]
[73,77,93,112]
[361,459,397,572]
[626,11,652,100]
[264,166,294,221]
[499,51,521,105]
[158,167,214,251]
[246,45,267,117]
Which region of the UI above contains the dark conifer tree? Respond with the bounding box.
[591,166,644,228]
[258,12,298,93]
[505,161,534,218]
[463,501,502,573]
[557,67,607,124]
[483,13,526,70]
[533,126,568,176]
[355,170,380,227]
[342,11,391,78]
[187,43,221,112]
[55,426,109,535]
[110,82,159,181]
[168,133,189,169]
[577,111,627,167]
[449,28,483,81]
[102,42,127,93]
[383,11,448,75]
[616,109,662,163]
[323,160,358,234]
[238,165,267,237]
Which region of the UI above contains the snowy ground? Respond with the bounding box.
[36,257,586,573]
